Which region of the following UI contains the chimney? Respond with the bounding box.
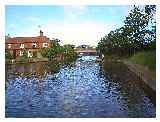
[40,30,43,36]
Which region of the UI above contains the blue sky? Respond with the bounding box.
[6,5,133,46]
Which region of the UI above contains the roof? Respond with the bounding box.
[5,36,50,44]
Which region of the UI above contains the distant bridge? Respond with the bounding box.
[75,49,97,56]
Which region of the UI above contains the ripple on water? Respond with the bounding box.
[6,56,156,117]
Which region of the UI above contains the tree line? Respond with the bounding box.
[97,5,156,57]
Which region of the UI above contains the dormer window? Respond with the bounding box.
[20,44,24,49]
[43,43,48,48]
[32,43,37,48]
[8,44,11,48]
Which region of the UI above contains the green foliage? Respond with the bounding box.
[124,6,149,51]
[145,5,156,19]
[40,42,77,64]
[97,5,156,57]
[45,60,61,74]
[40,42,63,61]
[129,51,156,71]
[21,49,28,59]
[63,44,77,64]
[40,43,77,73]
[40,47,53,60]
[5,50,14,59]
[18,49,29,62]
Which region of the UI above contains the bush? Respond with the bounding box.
[40,43,77,64]
[5,50,14,59]
[63,45,77,64]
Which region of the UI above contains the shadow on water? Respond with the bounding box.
[5,61,62,79]
[103,60,156,106]
[5,56,156,118]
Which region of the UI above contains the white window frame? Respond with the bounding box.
[20,51,23,56]
[20,43,24,49]
[32,43,37,48]
[43,43,48,48]
[28,51,33,58]
[8,44,11,48]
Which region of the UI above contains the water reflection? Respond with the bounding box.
[5,60,63,80]
[5,56,155,117]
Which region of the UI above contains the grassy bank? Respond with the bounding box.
[103,51,156,91]
[103,52,156,103]
[124,51,156,91]
[129,51,156,72]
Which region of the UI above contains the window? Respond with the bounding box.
[28,51,33,57]
[8,44,11,48]
[43,43,48,48]
[20,44,24,48]
[32,43,37,48]
[20,51,23,56]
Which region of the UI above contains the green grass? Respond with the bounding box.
[129,51,156,71]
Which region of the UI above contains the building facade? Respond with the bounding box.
[5,30,51,59]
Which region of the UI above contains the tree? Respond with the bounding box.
[145,5,156,21]
[63,44,77,64]
[18,49,29,62]
[124,6,150,52]
[97,5,156,57]
[22,49,28,59]
[5,50,13,59]
[40,41,63,61]
[145,5,156,50]
[40,41,77,64]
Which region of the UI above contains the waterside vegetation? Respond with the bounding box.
[97,5,156,90]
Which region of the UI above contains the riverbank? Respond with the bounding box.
[122,60,156,91]
[103,52,156,91]
[5,58,49,64]
[102,56,156,105]
[124,51,156,91]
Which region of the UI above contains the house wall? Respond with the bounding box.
[5,36,51,58]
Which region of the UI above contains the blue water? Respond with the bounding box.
[5,56,156,117]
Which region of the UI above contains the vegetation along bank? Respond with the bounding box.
[97,5,156,91]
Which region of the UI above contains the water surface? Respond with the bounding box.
[5,56,156,117]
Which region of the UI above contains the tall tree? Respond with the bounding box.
[124,6,150,52]
[97,5,156,57]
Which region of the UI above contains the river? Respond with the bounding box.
[5,56,156,117]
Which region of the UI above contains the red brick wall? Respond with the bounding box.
[6,42,51,50]
[5,36,52,58]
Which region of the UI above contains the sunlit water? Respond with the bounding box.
[5,56,156,117]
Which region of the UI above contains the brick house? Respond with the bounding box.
[5,30,51,59]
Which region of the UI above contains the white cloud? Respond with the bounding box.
[45,21,118,46]
[14,20,118,46]
[11,6,128,46]
[62,21,115,46]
